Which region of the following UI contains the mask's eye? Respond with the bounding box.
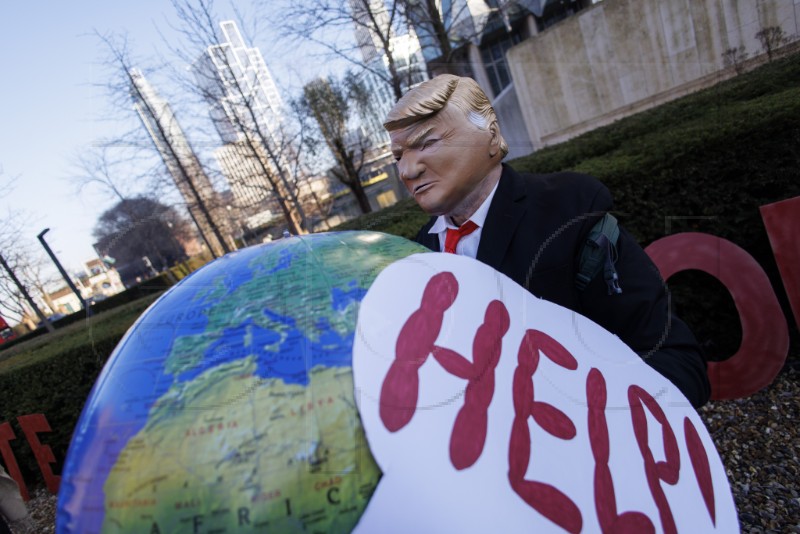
[421,139,438,151]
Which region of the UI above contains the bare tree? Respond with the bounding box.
[285,100,335,230]
[93,197,191,285]
[90,31,232,257]
[162,0,312,235]
[281,0,498,103]
[0,196,58,328]
[399,0,479,76]
[755,26,789,62]
[281,0,409,101]
[72,146,144,205]
[300,75,373,213]
[722,46,748,75]
[0,253,52,332]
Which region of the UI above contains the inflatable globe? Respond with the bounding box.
[57,232,426,533]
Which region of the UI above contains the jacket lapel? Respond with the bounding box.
[417,218,439,251]
[477,164,528,271]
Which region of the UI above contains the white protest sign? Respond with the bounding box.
[353,253,737,533]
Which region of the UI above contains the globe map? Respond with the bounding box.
[57,231,427,533]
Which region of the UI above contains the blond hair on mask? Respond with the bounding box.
[384,74,508,158]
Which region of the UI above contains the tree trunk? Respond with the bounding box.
[338,142,373,214]
[349,180,373,214]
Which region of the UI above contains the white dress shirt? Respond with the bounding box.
[428,181,500,258]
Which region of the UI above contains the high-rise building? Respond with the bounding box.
[350,0,392,64]
[194,21,309,234]
[355,32,428,149]
[403,0,515,84]
[214,140,282,228]
[194,21,284,146]
[129,69,231,256]
[348,0,428,148]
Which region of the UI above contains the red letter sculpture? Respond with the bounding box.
[17,414,61,494]
[0,421,29,501]
[760,196,800,330]
[645,233,789,399]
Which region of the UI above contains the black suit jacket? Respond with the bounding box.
[416,164,710,407]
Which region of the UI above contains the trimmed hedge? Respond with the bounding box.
[332,196,429,240]
[0,256,211,353]
[0,255,211,484]
[0,295,161,486]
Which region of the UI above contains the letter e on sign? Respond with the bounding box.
[17,414,61,494]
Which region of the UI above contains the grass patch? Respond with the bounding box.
[0,294,161,374]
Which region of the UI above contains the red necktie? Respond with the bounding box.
[444,220,478,254]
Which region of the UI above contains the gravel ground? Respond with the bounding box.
[16,366,800,533]
[699,365,800,533]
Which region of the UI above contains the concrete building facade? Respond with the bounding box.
[196,20,311,235]
[507,0,799,149]
[48,259,125,314]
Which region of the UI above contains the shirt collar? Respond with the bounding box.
[429,180,500,234]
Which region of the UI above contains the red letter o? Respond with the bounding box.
[645,233,788,400]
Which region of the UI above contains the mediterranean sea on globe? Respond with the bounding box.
[56,231,427,533]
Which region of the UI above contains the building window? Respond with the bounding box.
[376,190,398,208]
[480,33,523,96]
[536,0,592,32]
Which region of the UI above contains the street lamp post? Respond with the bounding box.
[37,228,92,317]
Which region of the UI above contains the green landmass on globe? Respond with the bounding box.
[57,231,427,533]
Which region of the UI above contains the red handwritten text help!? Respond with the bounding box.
[353,255,737,533]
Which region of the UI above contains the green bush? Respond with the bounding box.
[91,275,173,314]
[0,295,160,485]
[0,256,211,354]
[331,197,430,240]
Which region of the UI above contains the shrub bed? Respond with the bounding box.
[0,295,161,486]
[332,197,429,240]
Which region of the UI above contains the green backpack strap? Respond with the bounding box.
[575,213,622,295]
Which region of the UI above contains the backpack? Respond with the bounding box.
[575,213,622,295]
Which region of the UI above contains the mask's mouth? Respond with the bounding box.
[414,183,433,195]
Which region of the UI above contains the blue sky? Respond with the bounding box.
[0,1,348,274]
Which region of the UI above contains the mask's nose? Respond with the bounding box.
[398,153,424,183]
